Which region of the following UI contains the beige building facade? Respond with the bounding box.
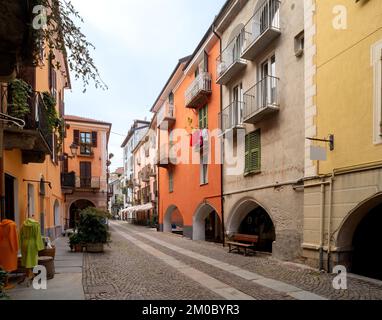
[217,0,305,261]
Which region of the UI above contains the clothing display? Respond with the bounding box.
[0,219,19,272]
[19,218,44,268]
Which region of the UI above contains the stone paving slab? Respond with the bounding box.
[117,222,382,300]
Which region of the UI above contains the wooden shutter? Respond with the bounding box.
[92,131,98,147]
[245,130,261,174]
[73,130,79,145]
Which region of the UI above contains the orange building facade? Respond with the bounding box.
[61,116,111,229]
[2,49,71,239]
[154,29,222,241]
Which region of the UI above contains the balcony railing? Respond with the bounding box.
[242,0,281,60]
[216,33,247,85]
[75,176,101,189]
[155,143,176,169]
[219,101,245,133]
[61,172,76,188]
[243,76,279,124]
[157,102,176,129]
[3,88,54,162]
[185,72,212,108]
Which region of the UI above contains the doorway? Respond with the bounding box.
[4,174,15,221]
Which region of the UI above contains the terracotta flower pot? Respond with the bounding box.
[74,244,83,253]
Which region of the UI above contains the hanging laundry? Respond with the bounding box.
[0,219,19,272]
[19,218,44,269]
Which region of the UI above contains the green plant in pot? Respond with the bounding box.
[8,79,32,119]
[68,233,84,252]
[77,207,111,253]
[0,268,9,300]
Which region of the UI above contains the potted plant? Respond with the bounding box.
[0,268,9,300]
[77,207,111,253]
[69,233,84,253]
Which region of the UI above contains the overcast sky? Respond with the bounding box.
[65,0,226,172]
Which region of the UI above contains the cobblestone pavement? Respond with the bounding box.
[83,222,382,300]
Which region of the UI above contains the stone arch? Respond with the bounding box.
[192,202,222,242]
[226,197,276,253]
[163,205,184,235]
[335,192,382,280]
[69,199,95,229]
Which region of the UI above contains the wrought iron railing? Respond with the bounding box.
[75,176,101,189]
[219,101,245,132]
[243,76,279,120]
[185,72,212,107]
[61,172,75,188]
[216,32,245,79]
[242,0,280,52]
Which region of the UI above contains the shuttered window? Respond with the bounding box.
[245,130,261,175]
[168,169,174,193]
[73,129,80,145]
[198,105,208,129]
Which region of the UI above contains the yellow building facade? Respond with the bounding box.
[2,49,70,239]
[303,0,382,280]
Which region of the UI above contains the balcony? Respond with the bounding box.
[155,144,176,169]
[185,72,212,108]
[216,34,247,85]
[75,176,101,190]
[157,102,176,129]
[219,101,245,133]
[61,172,76,189]
[3,89,54,164]
[243,76,279,124]
[241,0,281,61]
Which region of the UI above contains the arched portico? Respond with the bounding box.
[69,199,95,229]
[336,193,382,280]
[192,203,222,242]
[227,198,276,253]
[163,205,184,235]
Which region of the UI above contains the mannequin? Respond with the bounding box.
[19,216,44,284]
[0,218,18,289]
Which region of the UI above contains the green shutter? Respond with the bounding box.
[245,130,261,174]
[198,105,208,129]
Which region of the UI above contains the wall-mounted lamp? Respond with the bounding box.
[69,143,79,158]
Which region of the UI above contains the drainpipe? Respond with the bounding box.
[326,172,334,272]
[318,181,325,271]
[213,24,225,247]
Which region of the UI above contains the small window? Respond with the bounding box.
[294,31,305,57]
[245,130,261,175]
[168,169,174,193]
[198,105,208,129]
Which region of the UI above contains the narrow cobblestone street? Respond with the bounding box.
[82,222,382,300]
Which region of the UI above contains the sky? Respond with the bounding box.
[65,0,226,172]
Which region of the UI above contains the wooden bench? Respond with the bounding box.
[226,234,259,256]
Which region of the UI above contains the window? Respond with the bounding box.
[80,162,92,188]
[294,31,305,57]
[80,132,92,155]
[168,169,174,193]
[245,130,261,175]
[200,153,208,185]
[198,105,208,129]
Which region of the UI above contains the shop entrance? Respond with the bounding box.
[69,199,95,229]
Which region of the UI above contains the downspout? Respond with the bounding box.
[212,24,225,247]
[326,171,334,272]
[318,181,325,271]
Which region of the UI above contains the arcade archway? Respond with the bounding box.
[193,203,222,243]
[69,199,95,229]
[163,205,184,235]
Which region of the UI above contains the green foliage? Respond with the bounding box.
[8,79,32,119]
[77,207,111,244]
[41,92,59,132]
[37,0,107,92]
[0,268,9,300]
[68,232,83,247]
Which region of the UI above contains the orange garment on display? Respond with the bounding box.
[0,219,19,272]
